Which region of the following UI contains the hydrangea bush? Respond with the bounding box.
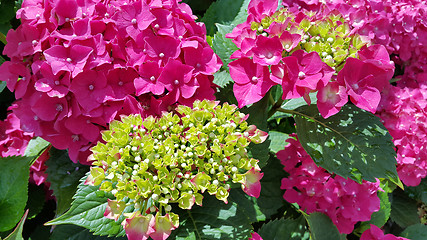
[0,0,426,240]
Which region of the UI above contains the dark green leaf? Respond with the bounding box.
[305,212,341,240]
[357,191,391,233]
[400,224,427,240]
[0,0,15,24]
[0,23,11,38]
[25,184,46,219]
[268,131,290,154]
[294,104,398,183]
[228,189,265,223]
[168,192,253,240]
[45,148,90,216]
[212,24,238,69]
[46,174,133,237]
[256,156,287,219]
[0,156,32,232]
[214,82,237,106]
[268,93,317,121]
[213,70,233,88]
[390,191,420,228]
[201,0,249,36]
[242,95,270,168]
[406,177,427,204]
[258,217,309,240]
[50,225,126,240]
[4,209,28,240]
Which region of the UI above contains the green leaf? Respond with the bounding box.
[201,0,249,36]
[406,177,427,204]
[268,93,317,121]
[258,217,309,240]
[50,225,126,240]
[304,212,341,240]
[400,224,427,240]
[242,95,270,168]
[168,192,253,240]
[390,190,420,228]
[0,81,6,94]
[46,174,133,237]
[0,156,32,232]
[0,23,11,38]
[256,156,287,219]
[0,0,15,24]
[228,189,266,223]
[4,209,28,240]
[213,70,233,88]
[24,137,50,160]
[357,191,391,233]
[45,148,90,216]
[25,184,46,219]
[268,131,290,154]
[293,104,398,183]
[212,24,238,69]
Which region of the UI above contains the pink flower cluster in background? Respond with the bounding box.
[0,0,222,164]
[282,0,427,86]
[0,107,49,186]
[281,0,427,186]
[277,135,381,234]
[227,0,394,118]
[377,82,427,186]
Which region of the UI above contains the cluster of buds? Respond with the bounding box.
[227,0,394,118]
[85,100,267,240]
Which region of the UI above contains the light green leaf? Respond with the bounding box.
[258,217,309,240]
[50,225,126,240]
[212,24,238,69]
[400,224,427,240]
[0,81,6,93]
[168,191,253,240]
[304,212,341,240]
[24,137,50,160]
[4,209,28,240]
[45,148,90,216]
[268,131,290,153]
[293,104,398,183]
[390,191,420,228]
[46,174,134,237]
[201,0,249,36]
[213,70,233,88]
[0,156,32,232]
[357,191,391,233]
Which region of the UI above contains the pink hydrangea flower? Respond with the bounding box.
[361,224,410,240]
[277,134,381,234]
[0,0,222,164]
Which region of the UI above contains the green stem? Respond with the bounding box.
[0,32,6,45]
[267,98,285,118]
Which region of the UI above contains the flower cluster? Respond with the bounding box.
[86,100,267,240]
[227,0,394,118]
[0,0,222,164]
[0,106,49,186]
[282,0,427,87]
[376,83,427,186]
[360,224,409,240]
[277,135,381,234]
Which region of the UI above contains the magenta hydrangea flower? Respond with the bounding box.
[227,0,394,117]
[360,224,410,240]
[0,0,222,164]
[277,134,381,234]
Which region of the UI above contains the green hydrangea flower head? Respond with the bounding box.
[85,100,267,240]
